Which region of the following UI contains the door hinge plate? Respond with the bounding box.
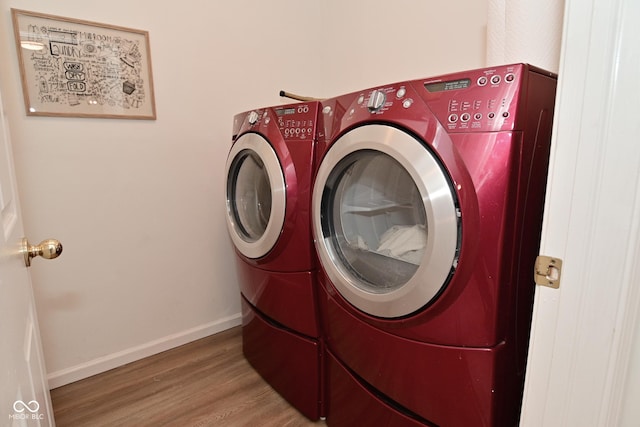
[534,255,562,288]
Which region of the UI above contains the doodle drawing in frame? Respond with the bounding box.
[11,9,156,119]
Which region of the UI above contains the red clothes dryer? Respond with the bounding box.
[312,64,557,426]
[225,101,322,420]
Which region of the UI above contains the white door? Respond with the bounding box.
[0,79,56,425]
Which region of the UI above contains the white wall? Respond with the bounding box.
[0,0,487,387]
[320,0,488,96]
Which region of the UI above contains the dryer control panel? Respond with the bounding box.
[233,101,320,143]
[274,103,317,140]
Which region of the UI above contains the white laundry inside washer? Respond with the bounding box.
[377,224,426,265]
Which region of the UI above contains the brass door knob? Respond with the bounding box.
[22,238,63,267]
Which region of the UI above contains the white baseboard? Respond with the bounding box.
[46,313,242,389]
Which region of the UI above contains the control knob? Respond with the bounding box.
[248,111,260,125]
[367,90,386,112]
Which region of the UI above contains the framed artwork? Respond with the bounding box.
[11,9,156,120]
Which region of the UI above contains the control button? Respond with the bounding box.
[502,112,510,118]
[357,94,365,105]
[491,75,501,85]
[461,113,471,122]
[323,106,332,114]
[402,99,413,109]
[474,113,483,120]
[396,87,407,98]
[367,90,386,112]
[488,112,496,119]
[477,76,488,86]
[505,73,515,83]
[264,117,270,124]
[448,113,459,123]
[248,111,260,125]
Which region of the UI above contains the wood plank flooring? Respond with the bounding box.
[51,327,326,427]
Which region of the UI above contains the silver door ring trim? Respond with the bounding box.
[312,124,459,317]
[225,133,286,259]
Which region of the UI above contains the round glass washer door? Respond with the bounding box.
[312,124,460,318]
[225,132,286,259]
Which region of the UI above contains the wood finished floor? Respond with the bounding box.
[51,326,326,427]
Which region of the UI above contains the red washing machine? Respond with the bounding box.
[312,64,557,426]
[225,101,322,420]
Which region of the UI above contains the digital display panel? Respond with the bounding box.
[425,78,471,93]
[276,107,296,116]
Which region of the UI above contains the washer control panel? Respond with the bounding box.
[336,64,553,133]
[421,66,522,132]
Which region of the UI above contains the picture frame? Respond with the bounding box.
[11,9,156,120]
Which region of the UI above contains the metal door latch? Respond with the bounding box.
[534,255,562,288]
